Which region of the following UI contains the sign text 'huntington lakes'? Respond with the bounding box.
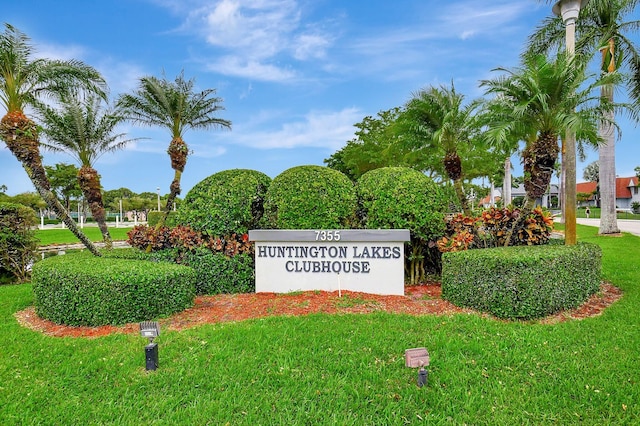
[256,244,402,274]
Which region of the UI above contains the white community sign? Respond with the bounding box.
[249,229,410,296]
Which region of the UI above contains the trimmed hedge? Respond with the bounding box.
[441,242,601,320]
[262,165,357,229]
[175,169,271,235]
[104,248,254,295]
[183,249,255,295]
[32,252,196,326]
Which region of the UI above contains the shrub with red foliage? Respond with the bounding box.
[437,206,554,252]
[127,225,253,256]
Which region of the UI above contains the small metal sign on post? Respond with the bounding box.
[405,347,430,387]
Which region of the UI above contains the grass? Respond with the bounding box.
[1,225,639,424]
[35,227,132,246]
[575,207,640,220]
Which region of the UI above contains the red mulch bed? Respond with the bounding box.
[14,282,623,339]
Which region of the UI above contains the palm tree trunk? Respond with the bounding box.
[503,157,511,207]
[0,112,101,256]
[453,178,471,216]
[598,83,619,235]
[157,136,187,226]
[78,165,112,250]
[504,134,558,247]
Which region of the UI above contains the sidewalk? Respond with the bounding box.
[575,218,640,237]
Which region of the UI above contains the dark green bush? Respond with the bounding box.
[441,242,601,320]
[32,252,196,326]
[105,248,254,295]
[356,167,448,283]
[356,167,447,240]
[183,249,254,294]
[262,165,357,229]
[175,169,271,235]
[147,211,178,227]
[0,202,38,283]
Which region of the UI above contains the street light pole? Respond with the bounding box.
[157,187,161,212]
[553,0,588,246]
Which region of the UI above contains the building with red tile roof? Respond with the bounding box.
[577,176,639,210]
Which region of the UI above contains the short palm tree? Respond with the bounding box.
[527,0,640,235]
[481,53,620,244]
[37,94,137,250]
[0,23,106,256]
[117,72,231,225]
[399,83,485,216]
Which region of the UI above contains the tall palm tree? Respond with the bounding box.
[37,94,138,250]
[527,0,640,235]
[117,72,231,225]
[0,23,106,256]
[399,83,485,216]
[481,53,620,245]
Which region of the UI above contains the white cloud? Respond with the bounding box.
[206,56,297,82]
[437,1,535,40]
[177,0,335,81]
[34,42,87,61]
[222,107,362,150]
[189,144,227,158]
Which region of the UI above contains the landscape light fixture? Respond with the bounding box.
[405,347,430,388]
[139,321,160,371]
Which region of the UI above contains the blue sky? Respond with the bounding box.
[2,0,639,197]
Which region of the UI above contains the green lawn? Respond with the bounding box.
[1,225,639,424]
[35,226,132,246]
[575,207,640,220]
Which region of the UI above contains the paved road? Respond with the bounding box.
[576,218,640,237]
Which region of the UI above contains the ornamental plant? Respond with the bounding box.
[356,167,448,284]
[0,202,38,282]
[437,206,554,252]
[32,252,196,326]
[262,165,357,229]
[175,169,271,236]
[127,225,252,257]
[441,242,601,320]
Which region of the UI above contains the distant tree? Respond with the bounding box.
[325,108,428,181]
[102,188,135,220]
[9,192,47,217]
[583,161,600,182]
[577,192,594,203]
[635,165,640,179]
[117,72,231,226]
[129,196,155,222]
[45,163,81,212]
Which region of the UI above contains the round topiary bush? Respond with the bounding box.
[356,167,448,283]
[262,165,357,229]
[32,253,196,326]
[356,167,447,240]
[175,169,271,235]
